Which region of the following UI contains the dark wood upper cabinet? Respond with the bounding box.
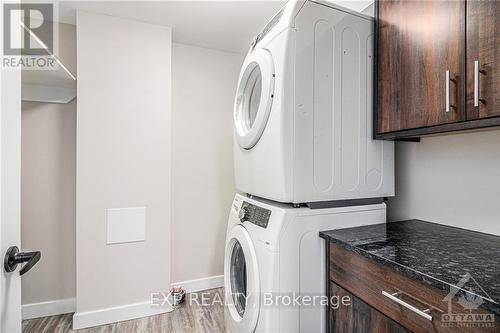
[376,0,500,139]
[467,0,500,120]
[377,0,465,134]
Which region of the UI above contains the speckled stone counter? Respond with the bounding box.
[319,220,500,316]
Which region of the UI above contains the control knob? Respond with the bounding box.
[238,207,250,222]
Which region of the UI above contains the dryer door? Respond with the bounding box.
[234,48,275,149]
[224,225,260,332]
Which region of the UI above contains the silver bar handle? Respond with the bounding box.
[382,291,433,321]
[445,70,450,112]
[474,60,479,107]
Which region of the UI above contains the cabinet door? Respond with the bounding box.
[467,1,500,119]
[329,282,410,333]
[376,0,465,133]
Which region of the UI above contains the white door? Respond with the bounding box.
[233,48,275,150]
[1,60,41,331]
[224,225,260,333]
[0,3,42,331]
[0,16,22,333]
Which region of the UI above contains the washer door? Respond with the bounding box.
[234,48,275,149]
[224,225,260,332]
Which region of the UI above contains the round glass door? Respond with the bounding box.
[224,225,260,332]
[230,240,247,316]
[234,48,275,149]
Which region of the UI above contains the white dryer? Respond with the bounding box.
[223,193,386,333]
[233,0,394,204]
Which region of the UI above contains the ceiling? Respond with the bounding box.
[56,1,286,54]
[53,0,373,54]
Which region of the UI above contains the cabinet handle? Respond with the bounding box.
[474,60,479,107]
[445,70,450,112]
[382,291,433,321]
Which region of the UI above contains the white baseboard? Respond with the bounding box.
[171,275,224,293]
[22,298,76,320]
[26,275,222,328]
[72,301,172,330]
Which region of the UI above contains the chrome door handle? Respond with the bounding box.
[382,291,433,321]
[474,60,479,107]
[445,70,450,112]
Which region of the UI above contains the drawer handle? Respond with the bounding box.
[382,291,433,321]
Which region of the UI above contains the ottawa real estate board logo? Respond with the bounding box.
[2,2,58,70]
[442,273,495,329]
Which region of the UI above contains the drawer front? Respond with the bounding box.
[329,281,410,333]
[329,243,498,333]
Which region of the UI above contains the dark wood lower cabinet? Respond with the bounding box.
[325,242,499,333]
[329,281,410,333]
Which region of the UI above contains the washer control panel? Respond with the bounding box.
[240,201,271,228]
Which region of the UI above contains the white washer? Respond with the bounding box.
[233,0,394,204]
[224,193,386,333]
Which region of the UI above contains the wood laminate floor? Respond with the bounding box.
[22,288,226,333]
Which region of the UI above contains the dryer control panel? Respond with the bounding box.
[240,201,271,228]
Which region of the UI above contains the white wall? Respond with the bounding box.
[76,11,172,326]
[20,24,242,318]
[21,101,76,304]
[388,129,500,236]
[171,43,243,285]
[21,22,76,309]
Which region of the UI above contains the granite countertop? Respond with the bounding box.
[319,220,500,316]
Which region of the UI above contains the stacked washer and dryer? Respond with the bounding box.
[224,1,394,332]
